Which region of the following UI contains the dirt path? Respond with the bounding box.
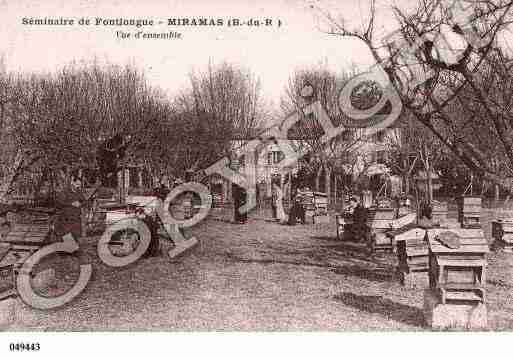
[6,209,513,331]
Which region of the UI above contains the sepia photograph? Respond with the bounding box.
[1,0,513,353]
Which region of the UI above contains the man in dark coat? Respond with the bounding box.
[232,182,241,223]
[232,182,248,224]
[239,186,248,224]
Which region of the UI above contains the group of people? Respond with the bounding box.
[287,187,310,225]
[270,183,311,226]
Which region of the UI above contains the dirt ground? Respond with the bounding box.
[5,207,513,331]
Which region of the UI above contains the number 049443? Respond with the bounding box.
[9,343,40,352]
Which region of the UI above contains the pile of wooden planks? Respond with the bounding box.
[0,221,51,301]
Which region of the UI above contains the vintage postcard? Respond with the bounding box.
[0,0,512,355]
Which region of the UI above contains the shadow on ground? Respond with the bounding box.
[330,265,397,283]
[227,253,398,284]
[333,292,425,328]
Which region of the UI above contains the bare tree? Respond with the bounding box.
[281,64,375,204]
[172,61,263,176]
[5,62,166,197]
[312,0,513,192]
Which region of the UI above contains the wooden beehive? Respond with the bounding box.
[427,228,489,304]
[367,207,396,228]
[457,196,482,228]
[367,207,396,252]
[392,227,428,277]
[360,191,373,209]
[491,219,513,252]
[431,200,448,224]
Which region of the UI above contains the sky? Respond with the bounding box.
[2,0,511,101]
[0,0,407,104]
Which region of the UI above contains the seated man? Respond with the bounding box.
[288,190,305,225]
[344,197,359,216]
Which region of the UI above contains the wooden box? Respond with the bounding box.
[423,289,487,330]
[369,230,393,253]
[457,196,482,228]
[427,228,489,304]
[491,219,513,252]
[360,191,373,209]
[367,207,396,229]
[312,214,330,224]
[393,227,428,281]
[431,201,448,224]
[370,213,418,255]
[366,208,396,253]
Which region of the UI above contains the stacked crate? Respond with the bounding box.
[312,192,330,224]
[431,200,448,224]
[367,207,396,253]
[391,227,428,286]
[0,222,51,301]
[491,219,513,252]
[360,190,373,209]
[424,228,489,329]
[457,196,482,228]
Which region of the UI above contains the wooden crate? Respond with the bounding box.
[457,196,482,228]
[360,191,373,209]
[373,213,418,255]
[491,219,513,252]
[369,230,393,253]
[367,207,396,229]
[432,200,448,224]
[367,207,396,253]
[427,228,489,304]
[393,227,428,277]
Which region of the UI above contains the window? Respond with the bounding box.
[374,130,385,143]
[267,151,283,165]
[239,155,245,168]
[129,167,139,188]
[342,130,353,142]
[274,151,283,164]
[375,150,387,164]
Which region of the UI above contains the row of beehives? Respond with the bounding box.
[336,196,485,251]
[337,196,492,329]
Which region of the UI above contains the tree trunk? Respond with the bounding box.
[404,174,410,195]
[426,170,433,202]
[334,175,338,209]
[0,151,24,202]
[424,144,433,202]
[325,166,331,204]
[315,166,322,192]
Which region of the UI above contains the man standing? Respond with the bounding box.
[239,186,248,224]
[271,184,278,219]
[232,182,242,223]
